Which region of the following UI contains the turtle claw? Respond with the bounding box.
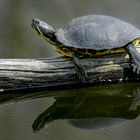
[131,60,140,74]
[127,44,140,75]
[75,62,88,84]
[77,68,88,84]
[72,54,89,84]
[131,63,136,71]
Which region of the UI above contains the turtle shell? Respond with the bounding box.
[55,15,140,50]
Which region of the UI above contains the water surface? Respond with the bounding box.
[0,83,140,140]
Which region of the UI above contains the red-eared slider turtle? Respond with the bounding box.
[31,15,140,83]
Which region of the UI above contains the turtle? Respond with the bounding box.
[31,15,140,83]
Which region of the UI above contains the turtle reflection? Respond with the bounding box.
[32,86,140,131]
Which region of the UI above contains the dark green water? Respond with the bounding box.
[0,0,140,139]
[0,83,140,140]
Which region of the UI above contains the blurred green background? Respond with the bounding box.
[1,0,140,58]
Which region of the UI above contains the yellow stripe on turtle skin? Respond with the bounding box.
[55,46,73,57]
[35,25,56,45]
[76,48,126,57]
[54,44,126,58]
[94,48,126,57]
[133,38,140,46]
[36,26,43,36]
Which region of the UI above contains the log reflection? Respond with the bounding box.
[32,84,140,131]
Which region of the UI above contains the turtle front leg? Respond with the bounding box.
[126,43,140,74]
[72,54,88,84]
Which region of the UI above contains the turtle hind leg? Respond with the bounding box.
[72,54,88,84]
[126,43,140,74]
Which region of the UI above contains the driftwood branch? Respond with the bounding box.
[0,50,140,93]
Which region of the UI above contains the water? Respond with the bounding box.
[0,0,140,139]
[0,83,140,140]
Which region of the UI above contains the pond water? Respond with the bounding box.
[0,83,140,140]
[0,0,140,139]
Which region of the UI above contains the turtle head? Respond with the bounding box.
[31,19,57,45]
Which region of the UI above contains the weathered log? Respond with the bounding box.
[0,50,140,93]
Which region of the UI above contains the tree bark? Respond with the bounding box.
[0,51,140,93]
